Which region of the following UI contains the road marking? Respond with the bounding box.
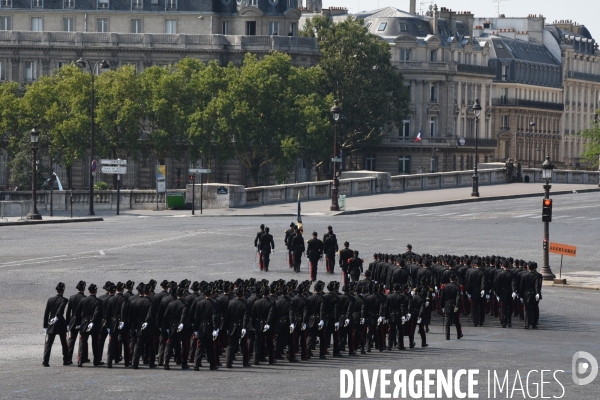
[552,216,571,219]
[455,213,480,217]
[400,213,418,216]
[514,214,537,218]
[99,250,105,256]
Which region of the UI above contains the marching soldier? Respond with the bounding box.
[495,260,516,328]
[163,288,189,370]
[323,226,339,274]
[97,282,113,363]
[291,228,305,273]
[65,281,87,365]
[383,283,406,351]
[75,283,103,367]
[305,281,326,359]
[338,284,356,356]
[323,282,340,357]
[193,285,220,370]
[291,284,308,360]
[258,227,275,272]
[466,258,486,327]
[224,287,251,368]
[306,232,324,282]
[407,286,428,349]
[131,284,157,369]
[348,251,364,283]
[520,263,540,329]
[440,274,463,340]
[157,282,177,366]
[105,282,130,368]
[284,223,296,268]
[274,285,297,362]
[338,242,353,285]
[254,224,266,271]
[253,286,275,365]
[43,282,69,367]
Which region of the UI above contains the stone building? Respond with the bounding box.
[0,0,320,189]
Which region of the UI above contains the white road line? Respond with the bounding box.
[514,214,538,218]
[552,216,571,219]
[455,213,480,217]
[400,213,418,216]
[438,213,458,216]
[99,250,106,256]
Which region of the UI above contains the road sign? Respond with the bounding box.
[188,168,211,174]
[549,242,577,257]
[217,186,228,195]
[101,159,127,165]
[100,166,127,174]
[331,158,342,163]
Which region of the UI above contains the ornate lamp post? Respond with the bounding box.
[75,58,109,216]
[528,121,536,168]
[541,155,556,280]
[26,128,42,220]
[471,98,481,197]
[330,100,342,211]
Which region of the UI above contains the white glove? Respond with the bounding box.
[467,294,471,299]
[520,298,523,303]
[141,322,147,330]
[334,322,340,331]
[435,286,438,291]
[432,293,436,299]
[318,320,324,330]
[417,318,422,324]
[411,290,416,296]
[425,301,429,308]
[76,325,81,330]
[216,329,220,335]
[178,323,184,332]
[194,331,198,336]
[377,317,383,325]
[496,296,500,302]
[454,306,459,313]
[344,319,349,327]
[212,330,218,340]
[119,322,125,330]
[241,329,246,338]
[535,294,540,302]
[290,324,295,333]
[107,328,110,333]
[384,319,389,324]
[481,290,485,297]
[263,324,270,332]
[512,292,517,299]
[401,316,406,325]
[44,328,48,334]
[360,318,365,325]
[486,295,490,300]
[406,314,411,321]
[49,317,58,325]
[166,329,170,335]
[301,323,306,331]
[86,322,94,332]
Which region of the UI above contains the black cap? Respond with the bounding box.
[312,231,317,236]
[176,287,186,297]
[88,284,97,291]
[137,282,145,292]
[144,283,153,293]
[56,282,65,291]
[290,222,295,227]
[116,282,125,290]
[125,280,134,290]
[160,280,169,288]
[103,281,112,290]
[191,281,200,291]
[203,285,214,296]
[108,283,116,292]
[76,281,86,291]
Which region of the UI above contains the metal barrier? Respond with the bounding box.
[0,200,29,222]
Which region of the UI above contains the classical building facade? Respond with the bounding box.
[0,0,320,189]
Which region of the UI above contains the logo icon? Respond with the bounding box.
[572,351,598,386]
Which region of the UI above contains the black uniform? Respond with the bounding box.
[193,297,220,369]
[253,296,275,364]
[382,290,406,350]
[466,267,486,326]
[323,233,338,274]
[323,291,340,356]
[224,297,250,367]
[258,233,275,272]
[495,269,516,327]
[65,291,86,364]
[254,229,265,270]
[284,228,295,267]
[43,294,69,366]
[75,294,103,366]
[348,257,364,282]
[305,291,326,358]
[105,292,130,367]
[291,234,305,273]
[440,282,463,340]
[131,296,156,368]
[407,292,427,348]
[162,298,189,368]
[274,294,296,361]
[519,271,540,329]
[291,292,308,360]
[306,237,324,281]
[338,247,353,285]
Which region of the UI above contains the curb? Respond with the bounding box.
[336,188,600,216]
[0,217,104,227]
[544,283,600,291]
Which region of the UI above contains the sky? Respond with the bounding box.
[323,0,600,38]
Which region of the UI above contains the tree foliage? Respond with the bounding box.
[581,123,600,168]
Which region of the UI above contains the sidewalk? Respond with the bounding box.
[2,183,598,223]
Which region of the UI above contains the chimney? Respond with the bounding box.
[432,4,439,35]
[410,0,416,14]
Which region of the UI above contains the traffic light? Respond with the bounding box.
[542,199,552,222]
[189,174,194,181]
[543,238,548,250]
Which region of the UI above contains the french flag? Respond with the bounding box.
[415,131,422,143]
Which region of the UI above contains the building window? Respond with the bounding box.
[246,21,256,36]
[502,115,509,129]
[430,84,437,102]
[165,19,176,34]
[400,49,411,61]
[364,155,376,171]
[132,0,142,8]
[221,21,229,35]
[248,0,257,5]
[32,0,42,7]
[31,17,42,31]
[98,0,108,8]
[63,17,74,32]
[289,22,296,36]
[0,16,11,30]
[64,0,74,7]
[430,50,437,62]
[55,61,68,71]
[131,19,142,33]
[24,61,36,81]
[269,21,279,35]
[377,22,387,32]
[399,156,411,174]
[502,65,509,81]
[401,118,410,138]
[473,54,478,66]
[0,0,12,7]
[399,22,408,32]
[0,59,5,81]
[165,0,176,9]
[429,117,437,137]
[97,18,108,32]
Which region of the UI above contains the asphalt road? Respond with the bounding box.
[0,192,599,399]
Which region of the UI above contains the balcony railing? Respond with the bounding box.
[462,138,498,147]
[457,64,495,75]
[566,70,600,83]
[492,97,564,112]
[381,135,497,148]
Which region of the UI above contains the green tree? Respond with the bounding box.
[582,119,600,168]
[300,16,410,168]
[0,82,22,157]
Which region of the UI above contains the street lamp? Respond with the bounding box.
[76,58,109,216]
[471,98,481,197]
[330,100,342,212]
[528,121,536,167]
[26,128,42,220]
[541,155,556,281]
